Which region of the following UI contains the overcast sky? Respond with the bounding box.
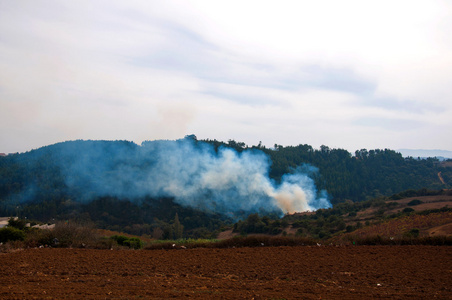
[1,0,451,154]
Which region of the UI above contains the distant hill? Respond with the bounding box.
[397,149,452,160]
[1,138,452,237]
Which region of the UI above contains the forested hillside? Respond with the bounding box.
[205,138,451,203]
[0,137,451,237]
[268,145,450,203]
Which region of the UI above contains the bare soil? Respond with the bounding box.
[1,246,451,299]
[352,195,452,220]
[428,223,452,236]
[385,195,452,209]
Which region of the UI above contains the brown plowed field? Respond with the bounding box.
[1,246,451,299]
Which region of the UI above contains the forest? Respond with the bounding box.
[0,136,451,238]
[204,137,451,202]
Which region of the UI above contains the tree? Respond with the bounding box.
[173,213,184,239]
[152,227,164,239]
[8,217,27,230]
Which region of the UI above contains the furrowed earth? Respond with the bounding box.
[1,246,451,299]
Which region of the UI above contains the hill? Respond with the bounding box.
[398,149,452,160]
[205,139,452,202]
[225,189,452,242]
[1,137,452,237]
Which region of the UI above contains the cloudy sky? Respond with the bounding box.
[1,0,451,154]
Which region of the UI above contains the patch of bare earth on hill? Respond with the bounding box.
[385,196,452,215]
[0,246,451,299]
[352,195,452,220]
[387,195,452,206]
[427,223,452,236]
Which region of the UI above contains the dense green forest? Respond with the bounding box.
[0,137,451,237]
[204,138,451,202]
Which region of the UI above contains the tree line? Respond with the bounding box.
[202,138,451,203]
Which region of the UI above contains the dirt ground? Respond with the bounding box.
[0,246,451,299]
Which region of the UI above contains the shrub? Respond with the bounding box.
[26,221,100,248]
[123,237,143,249]
[110,235,129,245]
[407,199,423,206]
[346,225,355,233]
[391,194,402,200]
[7,218,27,230]
[407,228,420,238]
[0,227,25,243]
[110,235,143,249]
[403,207,415,213]
[318,231,328,239]
[1,240,25,251]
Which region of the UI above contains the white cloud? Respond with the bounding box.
[0,0,451,153]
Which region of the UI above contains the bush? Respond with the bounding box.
[407,228,420,238]
[403,207,415,213]
[123,237,143,249]
[26,221,100,248]
[318,231,329,239]
[0,227,25,243]
[346,225,355,233]
[407,199,423,206]
[110,235,129,245]
[110,235,143,249]
[7,218,27,230]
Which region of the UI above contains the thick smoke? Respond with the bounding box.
[55,138,331,218]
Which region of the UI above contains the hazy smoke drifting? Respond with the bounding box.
[57,138,331,217]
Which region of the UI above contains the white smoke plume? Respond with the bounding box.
[54,138,331,218]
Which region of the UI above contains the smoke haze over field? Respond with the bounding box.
[39,138,330,218]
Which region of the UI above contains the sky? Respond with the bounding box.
[1,0,451,154]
